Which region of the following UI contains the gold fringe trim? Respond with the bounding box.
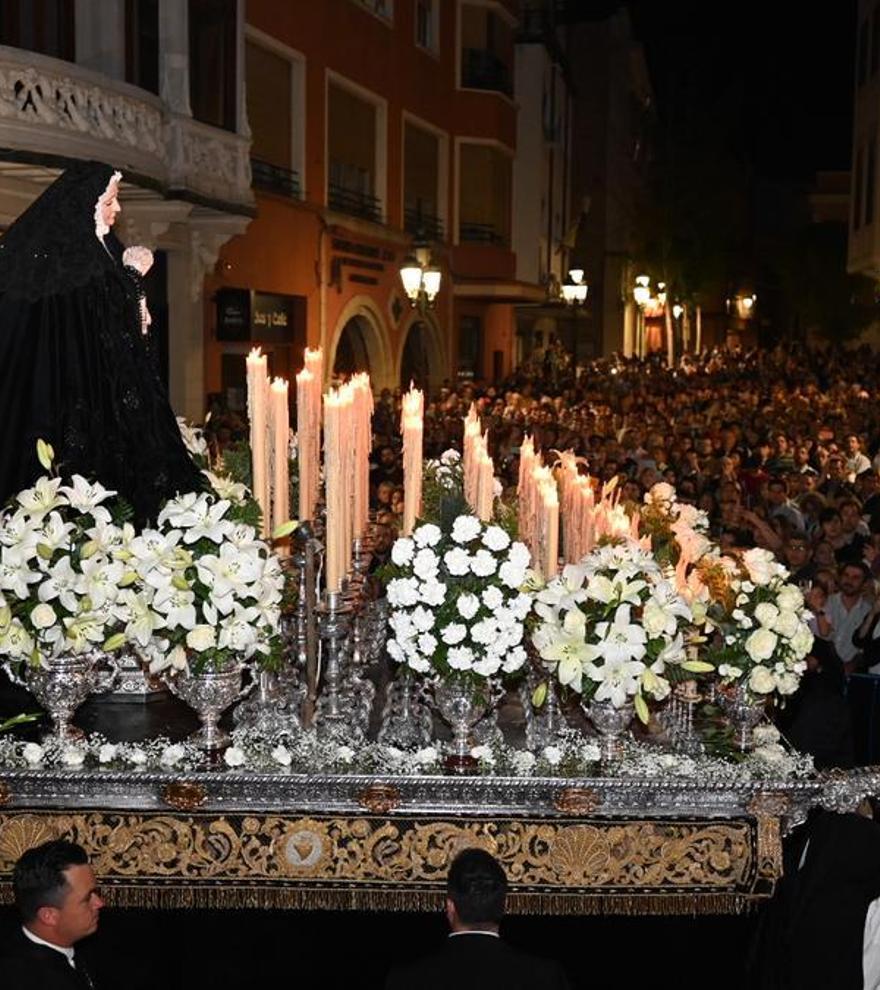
[0,882,760,915]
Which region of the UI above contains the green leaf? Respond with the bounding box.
[634,692,650,725]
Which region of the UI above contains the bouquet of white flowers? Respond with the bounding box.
[133,490,285,674]
[385,515,532,682]
[0,473,133,668]
[532,540,703,721]
[640,481,712,566]
[707,547,813,698]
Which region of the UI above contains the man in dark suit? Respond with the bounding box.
[0,839,104,989]
[385,848,570,990]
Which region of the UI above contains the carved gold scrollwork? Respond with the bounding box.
[357,784,401,815]
[553,787,603,815]
[161,782,208,812]
[747,793,789,879]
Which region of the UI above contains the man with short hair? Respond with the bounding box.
[384,848,570,989]
[826,562,874,672]
[765,477,806,532]
[0,839,104,988]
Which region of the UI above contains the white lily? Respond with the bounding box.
[17,477,67,518]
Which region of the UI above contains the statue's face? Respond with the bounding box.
[98,179,121,228]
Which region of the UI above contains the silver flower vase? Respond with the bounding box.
[9,651,118,742]
[718,682,765,752]
[585,698,633,763]
[166,660,252,750]
[434,679,491,773]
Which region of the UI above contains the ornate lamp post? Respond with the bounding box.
[561,268,589,367]
[400,244,442,313]
[633,274,650,359]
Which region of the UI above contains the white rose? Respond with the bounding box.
[753,602,779,628]
[775,671,800,695]
[482,526,510,552]
[743,548,780,586]
[745,628,779,663]
[98,743,117,764]
[776,585,804,612]
[413,746,439,766]
[128,748,148,766]
[440,623,466,645]
[471,550,497,577]
[790,625,814,659]
[30,603,57,629]
[748,665,776,694]
[443,548,471,576]
[580,743,601,763]
[224,747,245,767]
[160,744,185,767]
[335,745,355,763]
[186,624,216,652]
[718,663,744,680]
[773,610,800,640]
[61,747,85,768]
[22,742,43,765]
[391,537,415,567]
[272,744,292,767]
[413,524,442,548]
[451,515,482,544]
[456,593,480,620]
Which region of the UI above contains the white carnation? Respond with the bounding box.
[412,524,441,548]
[391,537,415,567]
[160,744,185,767]
[451,515,481,544]
[482,526,510,552]
[471,550,497,577]
[499,561,526,589]
[440,623,467,645]
[482,586,504,610]
[413,548,439,580]
[272,744,292,767]
[443,547,471,576]
[22,742,44,765]
[98,743,117,764]
[456,593,480,620]
[446,645,474,670]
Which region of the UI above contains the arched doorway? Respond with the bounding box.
[400,320,432,388]
[333,315,373,377]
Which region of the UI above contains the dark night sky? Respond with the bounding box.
[620,1,857,183]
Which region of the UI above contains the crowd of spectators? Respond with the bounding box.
[368,343,880,767]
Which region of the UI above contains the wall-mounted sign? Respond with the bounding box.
[216,289,306,350]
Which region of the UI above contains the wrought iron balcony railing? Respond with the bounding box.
[328,181,383,223]
[251,158,301,199]
[404,205,444,241]
[459,220,506,246]
[461,48,513,97]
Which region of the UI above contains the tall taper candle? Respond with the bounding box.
[246,347,270,536]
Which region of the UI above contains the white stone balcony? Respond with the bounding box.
[0,45,253,213]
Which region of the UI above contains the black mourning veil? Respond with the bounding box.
[0,160,203,522]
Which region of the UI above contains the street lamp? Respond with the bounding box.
[561,268,589,365]
[400,245,442,311]
[633,275,650,358]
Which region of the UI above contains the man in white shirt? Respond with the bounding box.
[0,839,104,989]
[825,562,874,672]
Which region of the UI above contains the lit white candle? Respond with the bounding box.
[270,377,290,536]
[246,347,270,536]
[401,386,424,536]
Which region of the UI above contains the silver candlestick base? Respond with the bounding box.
[379,669,432,749]
[315,591,354,741]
